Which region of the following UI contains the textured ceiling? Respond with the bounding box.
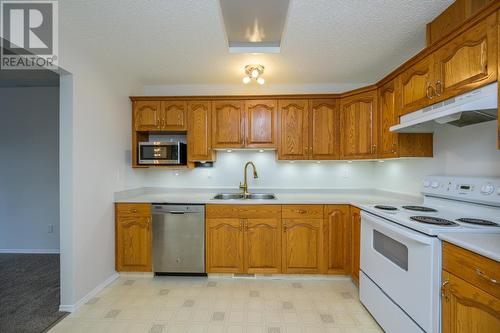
[59,0,453,88]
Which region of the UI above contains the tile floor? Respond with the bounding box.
[49,276,382,333]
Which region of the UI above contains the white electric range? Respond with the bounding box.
[357,176,500,333]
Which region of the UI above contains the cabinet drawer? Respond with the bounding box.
[206,205,281,219]
[282,205,324,219]
[116,203,151,217]
[443,242,500,299]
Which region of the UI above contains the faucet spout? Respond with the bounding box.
[240,161,258,196]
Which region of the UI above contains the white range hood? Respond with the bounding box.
[390,82,498,133]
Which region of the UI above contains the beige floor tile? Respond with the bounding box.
[246,311,263,324]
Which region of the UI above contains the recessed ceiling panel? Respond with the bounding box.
[220,0,289,53]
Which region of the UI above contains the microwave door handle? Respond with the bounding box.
[361,212,434,245]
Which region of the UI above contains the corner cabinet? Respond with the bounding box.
[378,79,433,158]
[441,242,500,333]
[323,205,351,274]
[187,101,215,162]
[115,203,152,272]
[340,89,378,159]
[350,207,361,285]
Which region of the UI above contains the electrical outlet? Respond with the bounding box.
[48,224,54,233]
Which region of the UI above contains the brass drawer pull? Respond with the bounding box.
[441,280,449,300]
[435,80,442,96]
[476,268,498,285]
[295,209,306,214]
[131,209,138,213]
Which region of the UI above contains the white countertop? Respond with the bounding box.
[438,233,500,262]
[114,187,421,207]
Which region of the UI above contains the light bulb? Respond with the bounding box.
[251,69,259,78]
[259,149,264,153]
[242,76,251,84]
[226,149,232,153]
[257,77,265,85]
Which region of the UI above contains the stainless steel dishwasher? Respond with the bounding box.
[152,204,205,275]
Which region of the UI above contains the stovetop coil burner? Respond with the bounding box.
[403,205,438,212]
[456,218,499,227]
[374,205,398,211]
[410,216,458,226]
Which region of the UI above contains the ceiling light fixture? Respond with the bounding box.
[242,64,265,85]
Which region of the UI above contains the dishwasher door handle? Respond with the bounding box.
[168,211,186,214]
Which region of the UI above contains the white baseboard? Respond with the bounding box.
[0,248,60,254]
[59,272,119,313]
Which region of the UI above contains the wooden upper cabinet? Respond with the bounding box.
[160,101,187,131]
[187,101,215,162]
[398,54,435,115]
[244,218,281,274]
[205,218,244,273]
[134,101,161,131]
[212,100,245,148]
[433,12,498,101]
[323,205,351,275]
[277,100,309,160]
[310,99,341,160]
[340,90,378,159]
[351,206,361,285]
[115,203,152,272]
[378,81,399,158]
[282,218,323,274]
[245,100,277,148]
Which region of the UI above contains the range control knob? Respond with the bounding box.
[431,181,440,189]
[423,180,431,188]
[480,183,495,195]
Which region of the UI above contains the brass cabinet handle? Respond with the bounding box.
[476,268,498,285]
[131,209,137,213]
[283,224,288,232]
[435,80,442,96]
[426,82,435,99]
[441,280,449,301]
[295,209,306,214]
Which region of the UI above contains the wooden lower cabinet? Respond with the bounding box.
[115,203,152,272]
[441,242,500,333]
[205,218,244,273]
[350,206,361,285]
[282,206,324,274]
[323,205,351,274]
[205,205,281,274]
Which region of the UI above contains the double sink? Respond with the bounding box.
[213,193,276,200]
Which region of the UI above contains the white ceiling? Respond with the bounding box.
[60,0,453,88]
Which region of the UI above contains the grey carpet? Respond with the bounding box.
[0,254,68,333]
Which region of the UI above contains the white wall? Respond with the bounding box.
[0,87,60,252]
[136,150,375,189]
[374,121,500,195]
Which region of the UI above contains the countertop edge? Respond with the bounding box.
[438,233,500,262]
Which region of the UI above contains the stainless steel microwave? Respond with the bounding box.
[138,142,187,165]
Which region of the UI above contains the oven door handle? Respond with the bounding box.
[361,211,434,245]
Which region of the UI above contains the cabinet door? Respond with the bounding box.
[244,218,281,274]
[378,80,399,158]
[442,271,500,333]
[323,205,351,274]
[340,90,378,159]
[282,219,322,273]
[212,101,245,148]
[398,55,434,115]
[206,218,244,273]
[434,13,497,101]
[115,215,152,272]
[351,207,361,285]
[134,101,160,131]
[245,100,277,148]
[277,100,309,160]
[187,101,215,161]
[310,99,340,160]
[160,101,187,131]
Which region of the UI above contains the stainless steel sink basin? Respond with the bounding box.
[246,193,276,200]
[212,193,276,200]
[212,193,245,200]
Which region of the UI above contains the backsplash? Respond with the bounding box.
[133,150,376,189]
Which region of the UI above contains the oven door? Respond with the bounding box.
[138,142,180,165]
[360,211,440,333]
